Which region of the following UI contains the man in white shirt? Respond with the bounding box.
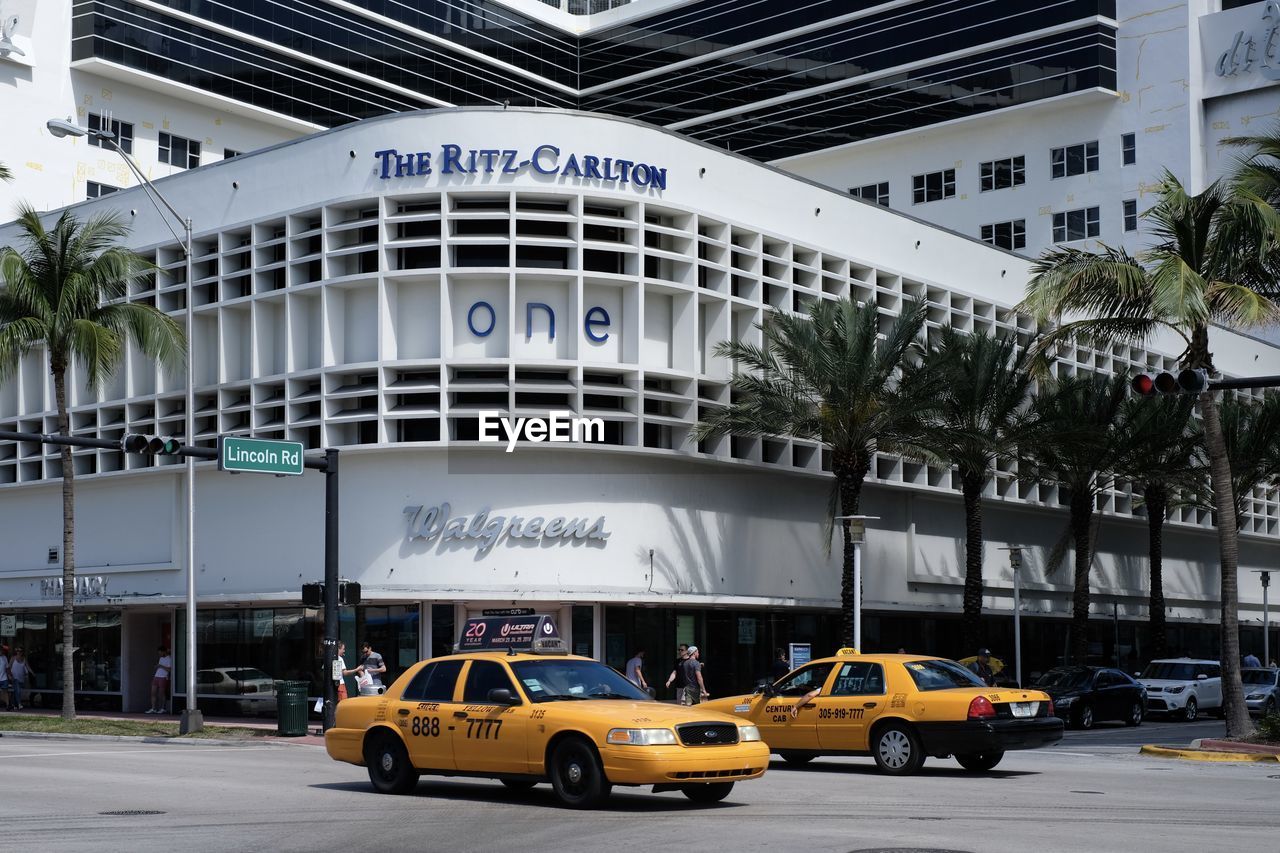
[0,644,10,710]
[625,650,648,691]
[147,646,172,714]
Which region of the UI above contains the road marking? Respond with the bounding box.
[0,747,274,760]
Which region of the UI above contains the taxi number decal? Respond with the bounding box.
[411,716,441,737]
[530,709,547,720]
[818,707,865,720]
[465,719,503,740]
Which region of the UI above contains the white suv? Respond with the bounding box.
[1138,658,1222,721]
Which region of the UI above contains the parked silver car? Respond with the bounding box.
[1243,668,1279,716]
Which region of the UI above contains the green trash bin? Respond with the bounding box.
[275,680,310,737]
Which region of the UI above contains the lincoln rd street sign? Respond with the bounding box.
[218,436,305,476]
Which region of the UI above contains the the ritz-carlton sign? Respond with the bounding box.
[373,143,668,190]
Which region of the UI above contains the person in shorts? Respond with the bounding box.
[681,646,707,705]
[147,646,172,714]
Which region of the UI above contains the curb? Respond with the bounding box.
[1139,744,1279,763]
[0,730,277,747]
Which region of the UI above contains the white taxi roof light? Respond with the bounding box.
[606,728,678,746]
[531,637,568,655]
[836,647,859,656]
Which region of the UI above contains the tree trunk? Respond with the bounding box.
[1188,323,1252,738]
[1069,490,1094,665]
[960,473,985,653]
[1201,392,1253,738]
[833,451,870,649]
[1145,485,1168,661]
[53,362,76,721]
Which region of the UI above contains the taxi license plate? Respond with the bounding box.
[1011,702,1037,718]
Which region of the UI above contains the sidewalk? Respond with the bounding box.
[0,706,327,746]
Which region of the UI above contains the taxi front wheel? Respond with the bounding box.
[871,722,925,776]
[681,782,734,803]
[549,738,612,809]
[364,734,419,795]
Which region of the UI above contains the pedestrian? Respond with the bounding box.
[359,641,387,689]
[681,645,708,705]
[769,648,790,682]
[967,648,996,687]
[625,649,648,691]
[1243,651,1262,668]
[333,641,358,701]
[664,643,689,702]
[0,644,9,711]
[8,647,32,710]
[146,645,172,714]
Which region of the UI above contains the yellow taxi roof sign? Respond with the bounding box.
[836,647,859,656]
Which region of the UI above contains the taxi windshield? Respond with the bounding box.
[904,659,986,691]
[510,659,651,703]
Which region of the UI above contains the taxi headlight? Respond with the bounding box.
[1166,686,1185,694]
[606,728,677,746]
[738,725,762,742]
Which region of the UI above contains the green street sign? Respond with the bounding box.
[218,436,305,476]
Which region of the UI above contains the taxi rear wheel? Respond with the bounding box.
[549,738,612,809]
[871,722,924,776]
[778,751,818,766]
[364,734,419,795]
[681,782,734,803]
[955,751,1004,772]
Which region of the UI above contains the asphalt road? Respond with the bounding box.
[1,719,1272,853]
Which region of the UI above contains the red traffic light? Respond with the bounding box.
[1131,374,1156,396]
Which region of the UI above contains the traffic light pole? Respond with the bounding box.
[323,449,340,733]
[1209,374,1280,391]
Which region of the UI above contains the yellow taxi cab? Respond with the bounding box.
[701,648,1063,775]
[325,616,769,808]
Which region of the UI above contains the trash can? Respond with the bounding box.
[275,680,310,737]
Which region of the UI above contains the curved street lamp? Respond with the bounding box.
[46,117,202,733]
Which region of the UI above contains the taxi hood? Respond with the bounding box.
[539,699,746,726]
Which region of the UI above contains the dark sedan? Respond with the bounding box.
[1034,666,1146,729]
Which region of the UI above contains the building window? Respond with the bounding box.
[86,181,119,199]
[850,182,889,207]
[979,156,1025,192]
[1052,207,1101,242]
[980,219,1026,250]
[1121,133,1136,166]
[1050,141,1099,179]
[86,113,134,155]
[224,148,243,159]
[159,132,201,169]
[912,169,955,204]
[1123,199,1138,232]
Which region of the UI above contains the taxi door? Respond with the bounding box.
[393,659,463,771]
[815,661,886,752]
[752,663,836,750]
[451,660,531,774]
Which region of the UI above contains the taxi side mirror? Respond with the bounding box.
[754,679,775,697]
[487,688,519,705]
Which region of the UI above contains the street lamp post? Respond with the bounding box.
[999,546,1023,688]
[47,117,202,733]
[1252,570,1271,666]
[835,515,878,650]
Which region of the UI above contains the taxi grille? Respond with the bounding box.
[672,767,762,779]
[676,722,739,746]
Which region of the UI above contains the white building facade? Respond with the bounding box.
[0,108,1277,713]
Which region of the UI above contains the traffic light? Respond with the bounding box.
[121,433,182,454]
[301,579,361,607]
[1130,368,1209,396]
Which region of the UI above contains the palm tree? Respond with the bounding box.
[1218,394,1280,522]
[0,204,185,719]
[1018,173,1280,737]
[0,162,11,182]
[693,297,934,646]
[903,328,1035,651]
[1018,374,1129,664]
[1114,396,1201,660]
